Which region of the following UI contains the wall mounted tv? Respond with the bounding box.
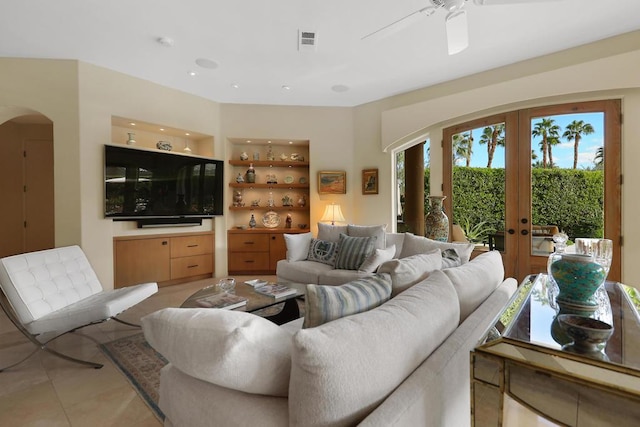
[104,145,224,221]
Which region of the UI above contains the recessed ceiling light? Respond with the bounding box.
[289,141,293,144]
[160,128,165,131]
[331,84,350,93]
[157,37,175,47]
[231,83,240,89]
[185,133,190,136]
[129,122,136,126]
[195,58,219,69]
[281,85,291,90]
[187,70,197,76]
[246,140,252,143]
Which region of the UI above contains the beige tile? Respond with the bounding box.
[64,384,161,427]
[0,381,70,426]
[0,341,49,397]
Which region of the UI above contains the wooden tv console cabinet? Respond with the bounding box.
[113,231,214,288]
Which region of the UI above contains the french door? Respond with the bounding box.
[443,100,621,282]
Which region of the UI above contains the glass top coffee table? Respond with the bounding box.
[181,280,301,325]
[471,274,640,426]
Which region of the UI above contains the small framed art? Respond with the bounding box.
[318,171,346,194]
[362,168,378,195]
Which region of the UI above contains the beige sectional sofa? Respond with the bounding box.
[276,223,476,289]
[142,247,517,427]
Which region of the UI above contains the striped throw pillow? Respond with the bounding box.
[303,274,392,328]
[334,233,376,270]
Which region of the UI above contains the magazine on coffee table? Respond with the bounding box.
[254,283,297,299]
[245,279,270,288]
[195,293,248,310]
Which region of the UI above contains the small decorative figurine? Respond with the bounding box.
[245,163,256,183]
[290,153,304,162]
[126,132,136,145]
[297,194,306,207]
[280,153,288,161]
[266,173,277,184]
[240,151,249,161]
[285,213,292,229]
[253,151,260,161]
[233,190,244,207]
[267,145,275,161]
[249,214,257,228]
[267,192,275,207]
[282,195,293,207]
[236,173,244,183]
[251,199,260,207]
[157,141,172,151]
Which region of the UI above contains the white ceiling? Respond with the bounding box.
[2,0,639,107]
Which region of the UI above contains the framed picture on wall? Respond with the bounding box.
[362,168,378,195]
[318,171,346,194]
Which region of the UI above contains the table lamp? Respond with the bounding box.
[320,203,346,225]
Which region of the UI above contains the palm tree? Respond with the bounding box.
[546,136,561,168]
[594,146,604,170]
[452,131,473,166]
[478,124,505,168]
[563,120,595,169]
[532,118,560,168]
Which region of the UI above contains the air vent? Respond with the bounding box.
[298,30,317,51]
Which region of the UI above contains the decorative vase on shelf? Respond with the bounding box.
[126,132,136,145]
[246,163,256,183]
[425,195,449,242]
[249,214,257,229]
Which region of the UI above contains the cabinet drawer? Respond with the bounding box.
[228,234,270,252]
[170,234,213,258]
[170,254,213,279]
[228,252,270,272]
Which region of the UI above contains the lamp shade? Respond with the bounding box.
[320,203,346,225]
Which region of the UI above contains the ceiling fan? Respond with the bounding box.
[362,0,562,55]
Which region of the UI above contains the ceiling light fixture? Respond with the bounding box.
[281,85,291,90]
[157,37,175,47]
[331,84,350,93]
[187,70,197,76]
[231,83,240,89]
[195,58,219,69]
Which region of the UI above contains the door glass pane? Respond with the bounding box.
[451,123,506,250]
[530,112,605,256]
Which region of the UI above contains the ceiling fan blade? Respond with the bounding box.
[362,6,435,41]
[473,0,562,5]
[446,9,468,55]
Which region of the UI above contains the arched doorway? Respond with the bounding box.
[0,109,54,257]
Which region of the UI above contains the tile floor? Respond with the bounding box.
[0,274,548,427]
[0,275,271,427]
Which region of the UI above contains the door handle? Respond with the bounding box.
[521,229,529,235]
[507,229,515,235]
[521,218,528,224]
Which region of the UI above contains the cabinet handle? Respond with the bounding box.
[244,241,254,245]
[162,241,168,245]
[187,244,198,248]
[188,264,199,268]
[244,260,255,263]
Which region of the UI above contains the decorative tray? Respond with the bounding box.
[262,211,281,228]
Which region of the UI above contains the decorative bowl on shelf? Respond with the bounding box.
[557,314,613,353]
[298,223,307,229]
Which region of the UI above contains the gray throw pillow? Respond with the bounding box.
[303,274,392,328]
[307,238,338,266]
[441,248,462,268]
[334,233,376,270]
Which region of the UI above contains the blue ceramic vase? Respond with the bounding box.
[549,254,606,307]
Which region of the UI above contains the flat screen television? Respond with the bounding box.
[104,145,224,220]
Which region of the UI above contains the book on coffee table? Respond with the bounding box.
[254,283,297,299]
[195,293,248,310]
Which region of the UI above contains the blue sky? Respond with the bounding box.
[448,112,604,169]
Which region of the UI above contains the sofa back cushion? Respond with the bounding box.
[289,270,460,427]
[317,222,347,242]
[378,249,442,297]
[442,250,505,322]
[141,307,292,397]
[347,224,386,249]
[303,274,392,328]
[400,232,475,263]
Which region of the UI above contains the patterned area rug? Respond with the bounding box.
[100,333,167,421]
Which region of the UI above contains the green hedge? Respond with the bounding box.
[424,167,603,241]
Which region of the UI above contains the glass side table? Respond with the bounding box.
[471,274,640,426]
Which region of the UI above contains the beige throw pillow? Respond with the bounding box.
[378,248,442,297]
[442,250,505,322]
[284,232,312,262]
[141,307,292,396]
[359,244,396,273]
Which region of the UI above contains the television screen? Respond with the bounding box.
[104,145,224,219]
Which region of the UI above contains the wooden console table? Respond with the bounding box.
[471,274,640,426]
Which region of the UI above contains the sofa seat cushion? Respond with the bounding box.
[303,274,392,328]
[317,268,375,286]
[289,270,460,427]
[400,233,475,263]
[276,259,334,285]
[142,307,292,397]
[378,249,442,297]
[442,250,505,322]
